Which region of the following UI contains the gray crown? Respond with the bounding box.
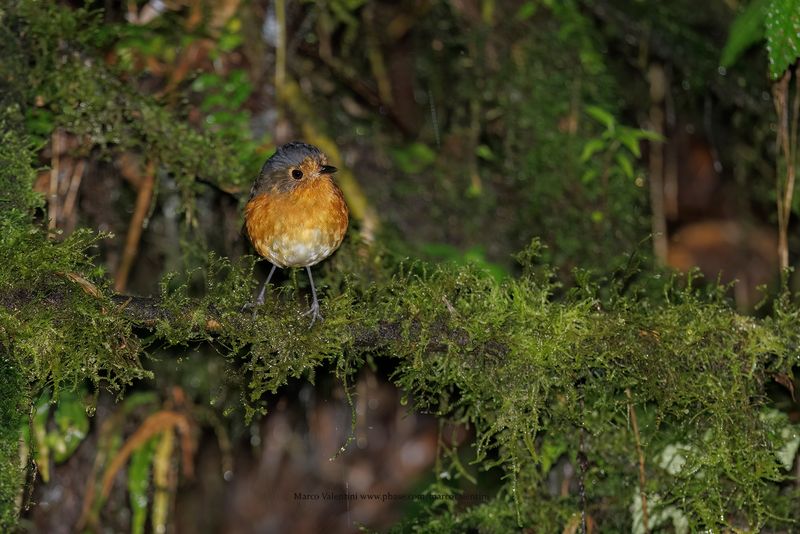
[260,142,323,176]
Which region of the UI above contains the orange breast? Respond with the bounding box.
[245,178,349,268]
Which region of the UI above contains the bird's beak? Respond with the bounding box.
[319,165,338,174]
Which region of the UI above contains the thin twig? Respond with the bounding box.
[48,130,61,231]
[160,39,212,99]
[626,388,649,534]
[578,395,588,534]
[62,159,86,223]
[151,427,175,534]
[74,409,196,531]
[114,160,156,292]
[664,65,678,219]
[275,0,286,96]
[647,64,668,264]
[773,70,794,272]
[98,410,194,503]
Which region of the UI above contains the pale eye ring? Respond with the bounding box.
[291,169,303,180]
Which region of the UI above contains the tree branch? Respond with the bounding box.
[105,294,508,358]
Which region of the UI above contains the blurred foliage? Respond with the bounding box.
[722,0,800,80]
[765,0,800,79]
[419,243,508,281]
[1,0,263,226]
[580,106,661,223]
[721,0,771,69]
[372,0,652,274]
[29,388,89,482]
[2,0,800,532]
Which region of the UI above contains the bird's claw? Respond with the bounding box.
[242,286,268,315]
[302,301,323,327]
[241,301,259,319]
[242,295,266,317]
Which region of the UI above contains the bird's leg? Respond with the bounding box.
[243,264,277,312]
[301,265,323,326]
[256,264,278,306]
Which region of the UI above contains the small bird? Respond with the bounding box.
[244,142,349,325]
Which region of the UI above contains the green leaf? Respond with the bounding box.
[766,0,800,79]
[201,94,231,112]
[580,138,606,162]
[49,390,89,463]
[635,129,665,142]
[721,0,769,68]
[390,142,437,173]
[581,168,599,184]
[218,32,243,53]
[618,129,642,158]
[121,392,160,413]
[616,152,634,179]
[191,73,221,92]
[24,108,55,143]
[539,439,568,475]
[515,1,538,21]
[32,390,51,483]
[129,437,158,534]
[585,105,616,130]
[476,144,496,161]
[463,246,509,280]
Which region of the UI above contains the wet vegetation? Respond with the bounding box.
[3,0,800,532]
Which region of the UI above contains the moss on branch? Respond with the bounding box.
[4,236,800,529]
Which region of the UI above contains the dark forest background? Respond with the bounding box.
[3,0,800,532]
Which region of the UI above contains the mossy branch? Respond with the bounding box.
[5,250,800,531]
[3,283,508,359]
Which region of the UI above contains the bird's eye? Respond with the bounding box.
[291,169,303,180]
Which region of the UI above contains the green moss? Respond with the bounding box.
[0,357,26,531]
[0,113,148,391]
[0,93,150,527]
[356,258,797,531]
[2,0,256,222]
[130,245,800,530]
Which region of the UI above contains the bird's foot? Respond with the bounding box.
[241,301,258,318]
[302,300,323,327]
[241,295,266,317]
[242,283,269,314]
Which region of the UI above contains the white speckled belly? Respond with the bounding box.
[257,229,335,268]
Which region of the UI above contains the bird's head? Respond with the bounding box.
[251,142,338,197]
